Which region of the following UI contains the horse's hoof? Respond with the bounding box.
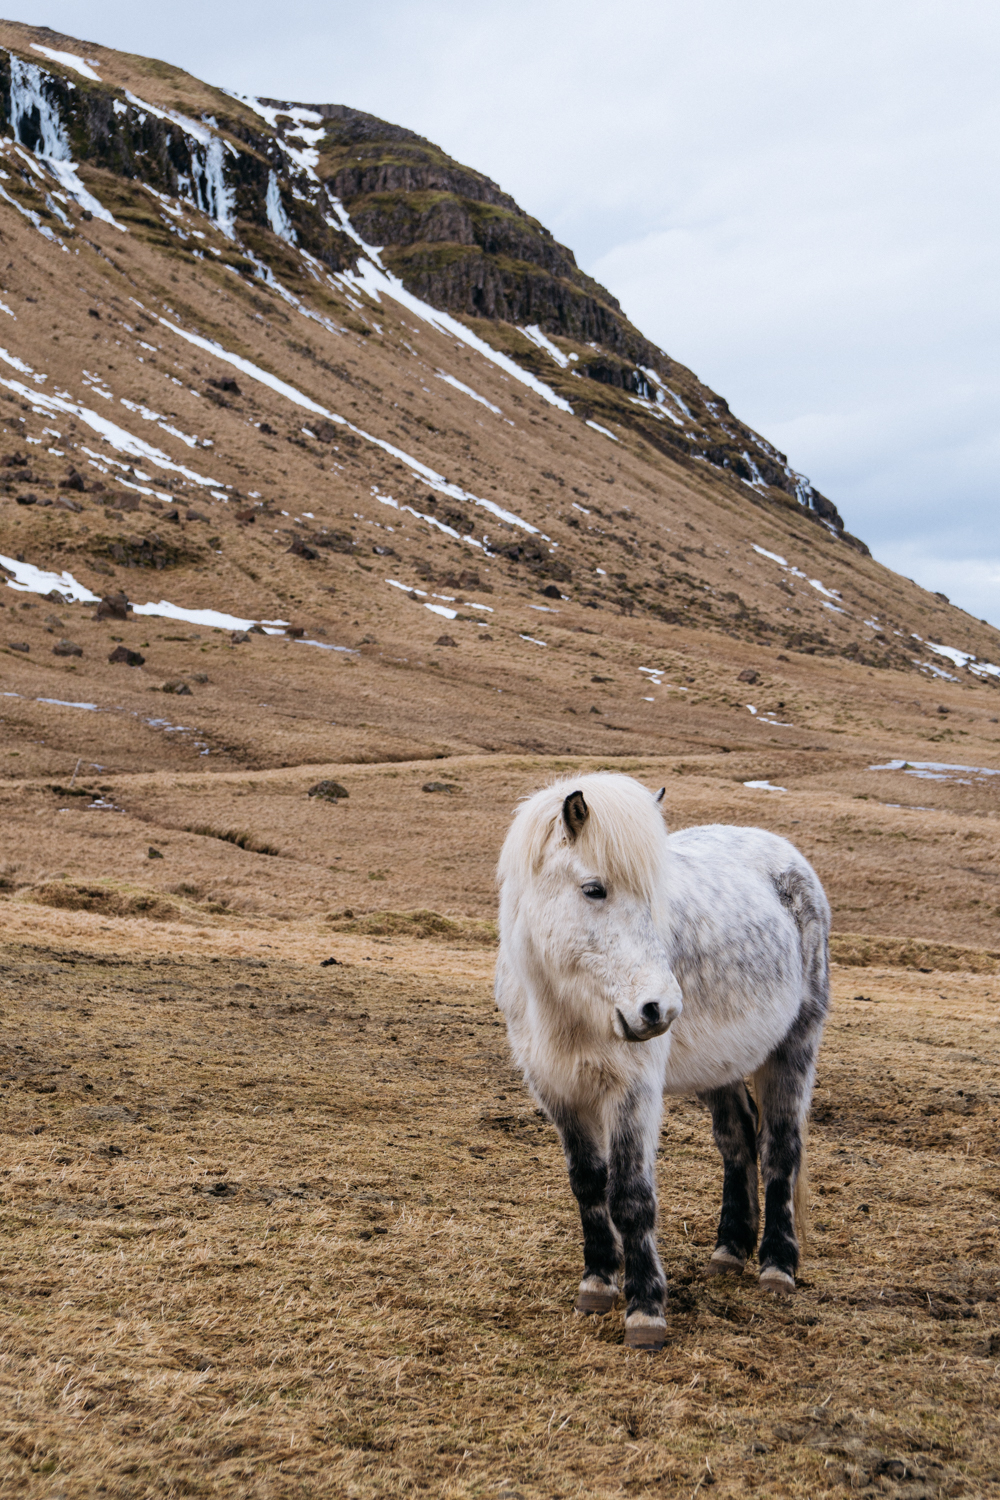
[707,1248,746,1277]
[623,1313,667,1351]
[759,1266,795,1297]
[574,1277,617,1315]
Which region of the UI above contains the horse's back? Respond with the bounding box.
[666,823,828,932]
[660,824,829,1091]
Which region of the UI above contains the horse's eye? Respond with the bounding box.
[581,881,607,900]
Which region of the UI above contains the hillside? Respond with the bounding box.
[0,16,996,935]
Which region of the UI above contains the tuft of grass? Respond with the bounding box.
[832,931,1000,973]
[25,880,182,921]
[326,907,497,944]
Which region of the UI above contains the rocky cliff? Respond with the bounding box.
[0,20,854,541]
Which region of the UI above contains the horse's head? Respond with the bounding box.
[498,775,683,1046]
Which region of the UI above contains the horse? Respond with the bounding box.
[494,772,829,1350]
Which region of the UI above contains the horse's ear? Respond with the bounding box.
[562,789,589,842]
[655,787,665,804]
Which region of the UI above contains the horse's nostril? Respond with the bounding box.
[641,1002,661,1027]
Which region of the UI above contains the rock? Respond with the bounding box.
[435,634,457,647]
[45,613,65,629]
[249,624,266,634]
[284,625,305,638]
[230,630,250,643]
[15,493,36,506]
[209,377,241,395]
[738,668,759,684]
[162,680,192,695]
[52,639,83,657]
[186,509,209,522]
[95,591,130,621]
[53,496,82,512]
[258,422,275,435]
[422,781,459,794]
[308,780,349,801]
[63,468,87,492]
[191,672,208,683]
[108,645,145,666]
[320,956,341,966]
[8,641,29,652]
[541,583,562,598]
[148,846,163,859]
[162,508,180,523]
[287,535,319,560]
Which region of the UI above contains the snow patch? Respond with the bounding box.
[434,371,505,417]
[0,354,220,486]
[753,544,788,566]
[30,44,101,81]
[521,324,570,368]
[334,245,573,414]
[158,318,545,536]
[870,759,1000,784]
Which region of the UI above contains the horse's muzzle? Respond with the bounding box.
[615,998,682,1043]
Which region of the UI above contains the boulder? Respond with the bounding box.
[52,639,83,657]
[108,645,144,666]
[95,591,130,621]
[308,780,349,801]
[435,634,457,647]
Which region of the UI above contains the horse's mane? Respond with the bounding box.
[497,773,668,898]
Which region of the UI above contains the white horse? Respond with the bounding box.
[495,772,829,1350]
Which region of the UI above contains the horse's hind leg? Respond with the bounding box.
[699,1082,759,1277]
[552,1110,621,1315]
[755,1022,821,1296]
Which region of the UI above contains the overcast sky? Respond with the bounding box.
[11,1,1000,629]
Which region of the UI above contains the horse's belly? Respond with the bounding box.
[661,989,799,1094]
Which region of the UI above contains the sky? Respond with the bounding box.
[8,1,1000,627]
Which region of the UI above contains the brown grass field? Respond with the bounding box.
[1,756,999,1499]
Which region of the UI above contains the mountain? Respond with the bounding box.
[0,16,998,796]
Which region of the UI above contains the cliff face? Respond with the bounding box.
[0,20,853,542]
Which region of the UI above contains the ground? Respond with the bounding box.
[1,755,998,1498]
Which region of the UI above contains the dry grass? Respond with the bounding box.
[1,942,997,1498]
[830,934,1000,974]
[326,909,498,944]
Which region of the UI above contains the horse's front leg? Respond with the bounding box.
[608,1085,667,1350]
[551,1108,621,1315]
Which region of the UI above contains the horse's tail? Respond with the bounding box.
[761,861,831,1256]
